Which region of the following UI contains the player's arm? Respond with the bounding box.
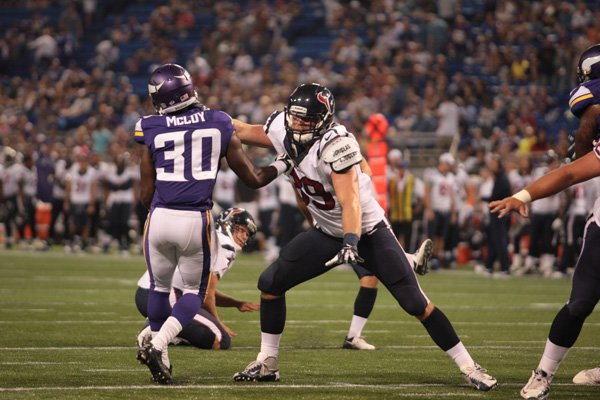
[360,159,372,177]
[323,136,365,267]
[215,290,260,312]
[574,104,600,159]
[490,150,600,218]
[202,273,238,337]
[232,119,274,148]
[226,133,291,189]
[138,145,156,209]
[332,167,361,237]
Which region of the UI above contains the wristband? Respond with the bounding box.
[270,160,288,176]
[343,233,360,247]
[512,189,532,204]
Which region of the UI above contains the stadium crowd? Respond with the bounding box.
[1,0,599,278]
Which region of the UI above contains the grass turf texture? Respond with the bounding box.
[0,250,598,399]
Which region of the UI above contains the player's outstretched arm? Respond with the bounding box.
[226,134,290,189]
[489,150,600,218]
[232,119,274,148]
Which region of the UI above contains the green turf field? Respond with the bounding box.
[0,250,598,399]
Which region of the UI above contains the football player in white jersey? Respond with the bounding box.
[230,83,496,390]
[64,148,97,252]
[490,43,600,399]
[135,208,260,351]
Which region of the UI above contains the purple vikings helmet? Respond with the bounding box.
[148,63,199,114]
[284,83,335,147]
[577,44,600,84]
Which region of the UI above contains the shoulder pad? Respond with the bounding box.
[264,110,283,134]
[569,85,594,118]
[322,136,363,173]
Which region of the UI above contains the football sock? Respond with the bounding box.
[260,296,286,334]
[446,342,475,370]
[421,307,460,351]
[538,339,570,377]
[347,315,368,339]
[548,304,585,348]
[152,316,182,352]
[171,292,203,327]
[259,332,282,360]
[354,287,377,318]
[147,290,171,332]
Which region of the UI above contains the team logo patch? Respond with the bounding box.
[317,92,332,113]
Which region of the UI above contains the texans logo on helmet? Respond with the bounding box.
[317,92,332,113]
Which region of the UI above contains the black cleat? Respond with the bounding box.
[137,343,173,385]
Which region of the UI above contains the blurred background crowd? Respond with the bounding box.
[1,0,599,279]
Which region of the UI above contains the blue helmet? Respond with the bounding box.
[148,63,199,114]
[577,44,600,84]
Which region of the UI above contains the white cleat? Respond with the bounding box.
[233,356,280,382]
[413,238,433,275]
[520,369,551,399]
[573,366,600,385]
[342,336,375,350]
[461,363,498,391]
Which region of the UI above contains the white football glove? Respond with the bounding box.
[325,233,364,268]
[271,153,294,176]
[325,244,364,268]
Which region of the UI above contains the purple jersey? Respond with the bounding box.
[133,107,234,211]
[569,79,600,120]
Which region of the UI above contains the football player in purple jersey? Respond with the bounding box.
[230,83,497,391]
[133,64,292,385]
[491,44,600,399]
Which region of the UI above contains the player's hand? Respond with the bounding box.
[238,301,260,312]
[326,244,364,268]
[273,153,294,175]
[222,323,238,337]
[489,197,528,218]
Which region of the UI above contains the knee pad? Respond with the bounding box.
[567,299,596,320]
[387,283,427,317]
[258,262,285,295]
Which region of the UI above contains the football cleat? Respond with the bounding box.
[136,326,152,353]
[573,366,600,384]
[520,369,551,399]
[461,363,498,391]
[413,238,433,275]
[233,356,280,382]
[342,336,376,350]
[137,343,173,385]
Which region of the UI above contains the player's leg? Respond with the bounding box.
[361,224,497,391]
[234,228,340,382]
[139,209,209,384]
[521,219,600,398]
[343,270,377,350]
[178,308,231,350]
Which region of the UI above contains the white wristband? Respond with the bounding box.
[512,189,532,204]
[270,160,288,176]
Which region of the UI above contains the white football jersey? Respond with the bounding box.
[21,166,37,197]
[67,164,96,205]
[264,111,384,237]
[424,168,456,212]
[530,165,560,214]
[213,167,238,207]
[3,163,26,197]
